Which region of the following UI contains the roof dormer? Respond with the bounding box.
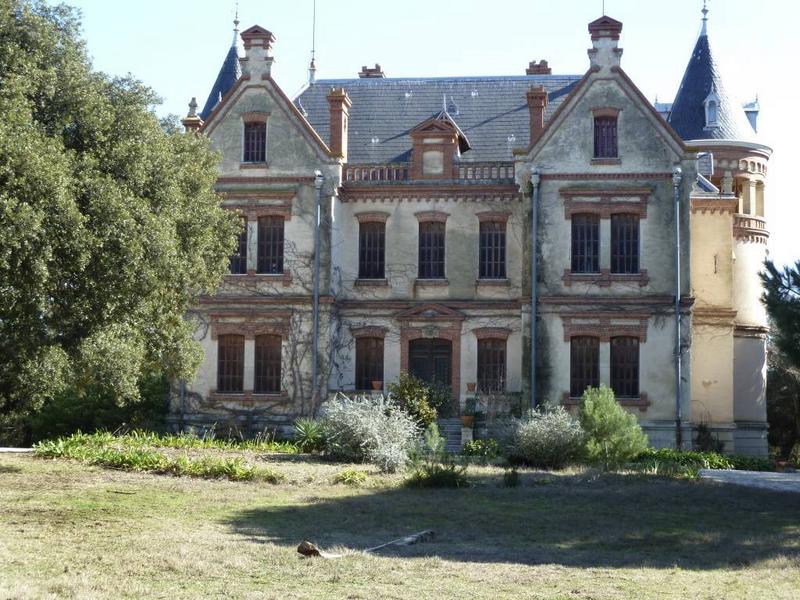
[703,85,721,129]
[410,110,470,180]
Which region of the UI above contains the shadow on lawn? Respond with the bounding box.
[226,472,800,569]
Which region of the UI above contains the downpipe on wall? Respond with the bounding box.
[311,171,324,414]
[672,165,683,449]
[530,167,541,412]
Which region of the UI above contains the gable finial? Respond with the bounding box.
[701,0,709,35]
[232,0,240,46]
[308,0,317,84]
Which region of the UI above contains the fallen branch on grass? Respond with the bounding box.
[297,530,435,559]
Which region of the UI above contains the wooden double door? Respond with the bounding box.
[408,338,452,390]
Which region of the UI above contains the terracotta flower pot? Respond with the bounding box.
[461,415,474,428]
[466,383,477,392]
[371,380,383,391]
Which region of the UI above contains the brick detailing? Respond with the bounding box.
[327,88,352,160]
[525,60,551,75]
[560,313,649,343]
[527,86,548,145]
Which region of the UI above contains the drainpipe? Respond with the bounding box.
[311,171,324,414]
[530,167,541,412]
[672,165,683,449]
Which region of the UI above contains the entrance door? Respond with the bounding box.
[409,338,452,390]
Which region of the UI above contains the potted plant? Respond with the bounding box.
[466,382,477,393]
[461,396,476,428]
[371,380,383,391]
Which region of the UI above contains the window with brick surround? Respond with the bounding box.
[418,221,445,279]
[257,216,284,274]
[243,121,266,163]
[610,214,639,274]
[229,217,248,274]
[355,337,384,390]
[594,116,618,158]
[477,338,506,392]
[479,221,506,279]
[217,334,244,393]
[254,334,282,394]
[571,214,599,273]
[358,221,385,279]
[570,336,599,398]
[610,336,639,398]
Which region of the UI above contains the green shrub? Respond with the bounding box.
[332,468,369,486]
[580,386,648,470]
[462,438,500,461]
[320,394,418,473]
[293,418,325,452]
[506,406,585,469]
[789,442,800,468]
[387,372,438,427]
[405,459,468,488]
[727,454,774,472]
[632,448,775,476]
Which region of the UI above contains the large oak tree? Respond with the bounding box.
[0,1,239,441]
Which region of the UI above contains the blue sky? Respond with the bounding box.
[67,0,798,267]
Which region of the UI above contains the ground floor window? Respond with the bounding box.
[477,338,506,392]
[254,334,282,393]
[355,337,384,390]
[217,334,245,393]
[570,336,599,398]
[610,336,639,398]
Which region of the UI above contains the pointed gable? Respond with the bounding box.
[395,304,465,322]
[668,30,755,142]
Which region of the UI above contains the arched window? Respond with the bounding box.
[706,100,718,126]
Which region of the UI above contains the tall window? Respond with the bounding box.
[610,214,640,274]
[570,336,599,398]
[418,221,445,279]
[355,337,384,390]
[257,216,284,274]
[359,222,385,279]
[571,214,599,273]
[594,116,618,158]
[610,337,639,399]
[477,338,506,392]
[229,217,248,274]
[479,221,506,279]
[217,334,244,393]
[243,121,266,163]
[254,334,282,394]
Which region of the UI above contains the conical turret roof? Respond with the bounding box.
[668,12,755,142]
[200,27,242,120]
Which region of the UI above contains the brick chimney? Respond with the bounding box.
[326,87,352,160]
[526,60,551,75]
[358,64,385,78]
[240,25,276,79]
[526,86,548,145]
[587,16,623,70]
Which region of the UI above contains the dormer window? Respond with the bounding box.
[410,111,470,180]
[703,88,720,128]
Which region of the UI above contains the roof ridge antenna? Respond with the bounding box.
[308,0,317,84]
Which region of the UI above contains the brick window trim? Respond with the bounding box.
[561,391,650,412]
[591,107,621,118]
[562,268,649,287]
[472,327,511,340]
[560,188,650,219]
[241,111,270,123]
[208,390,289,403]
[476,211,511,224]
[414,210,449,223]
[350,326,388,339]
[224,270,292,287]
[224,204,292,221]
[400,324,462,412]
[561,314,648,343]
[209,319,289,341]
[355,211,390,224]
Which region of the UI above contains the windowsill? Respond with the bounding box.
[591,158,621,166]
[562,392,650,412]
[415,278,448,287]
[210,390,289,403]
[355,278,389,287]
[476,278,510,287]
[562,269,649,287]
[240,162,269,169]
[224,271,292,287]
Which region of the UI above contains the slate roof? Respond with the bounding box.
[667,29,755,142]
[294,75,581,163]
[200,38,242,121]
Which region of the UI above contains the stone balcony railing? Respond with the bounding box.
[342,162,515,183]
[733,214,769,243]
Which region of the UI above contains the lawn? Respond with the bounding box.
[1,452,799,599]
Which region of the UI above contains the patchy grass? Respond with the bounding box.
[1,453,799,599]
